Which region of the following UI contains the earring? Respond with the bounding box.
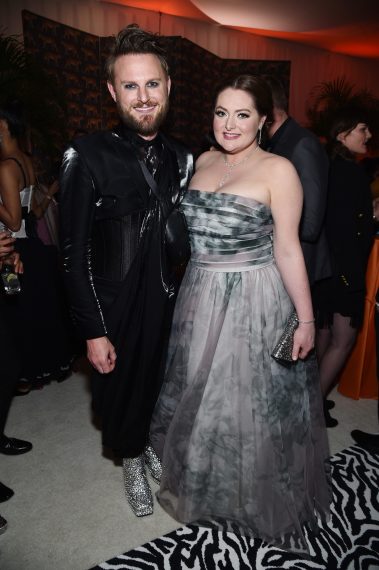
[257,127,262,147]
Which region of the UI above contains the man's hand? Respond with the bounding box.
[86,336,117,374]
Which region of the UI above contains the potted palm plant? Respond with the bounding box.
[0,31,67,165]
[306,76,379,150]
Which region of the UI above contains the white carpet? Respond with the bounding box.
[0,363,377,569]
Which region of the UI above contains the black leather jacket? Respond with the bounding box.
[59,127,193,340]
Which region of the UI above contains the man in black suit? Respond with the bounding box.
[264,76,335,424]
[60,25,193,516]
[264,76,331,288]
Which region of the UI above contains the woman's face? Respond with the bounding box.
[337,122,372,155]
[213,87,265,154]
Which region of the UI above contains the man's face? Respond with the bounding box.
[107,53,171,140]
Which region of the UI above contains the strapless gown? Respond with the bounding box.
[150,190,331,552]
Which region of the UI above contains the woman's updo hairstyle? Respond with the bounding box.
[326,105,369,159]
[0,100,26,139]
[211,75,273,149]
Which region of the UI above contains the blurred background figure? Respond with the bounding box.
[0,230,32,534]
[361,156,379,200]
[0,101,75,395]
[32,177,59,248]
[351,156,379,452]
[263,75,331,289]
[313,107,375,426]
[351,284,379,453]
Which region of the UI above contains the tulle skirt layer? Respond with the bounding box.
[151,260,331,553]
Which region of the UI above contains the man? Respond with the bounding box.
[264,76,331,287]
[59,25,193,516]
[0,231,33,533]
[264,76,335,424]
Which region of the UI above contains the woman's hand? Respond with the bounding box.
[292,322,315,361]
[0,232,23,273]
[9,252,23,274]
[373,197,379,221]
[0,230,15,259]
[48,179,59,197]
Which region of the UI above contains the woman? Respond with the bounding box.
[150,76,330,552]
[0,230,32,535]
[0,102,74,393]
[313,108,374,426]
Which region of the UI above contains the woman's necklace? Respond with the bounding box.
[218,145,260,189]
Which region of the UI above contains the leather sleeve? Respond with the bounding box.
[59,146,107,340]
[291,136,329,243]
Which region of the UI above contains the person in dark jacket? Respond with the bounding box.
[264,76,333,423]
[313,107,374,426]
[59,25,193,517]
[263,76,331,288]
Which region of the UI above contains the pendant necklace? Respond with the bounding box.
[218,145,260,189]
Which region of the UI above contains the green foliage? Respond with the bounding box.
[0,31,67,161]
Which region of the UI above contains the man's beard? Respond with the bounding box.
[117,100,169,137]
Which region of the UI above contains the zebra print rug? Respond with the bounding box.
[91,446,379,569]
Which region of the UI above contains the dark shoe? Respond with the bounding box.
[55,364,72,383]
[0,515,7,534]
[14,380,32,396]
[324,405,338,428]
[326,399,335,410]
[351,430,379,454]
[0,482,14,503]
[0,437,33,455]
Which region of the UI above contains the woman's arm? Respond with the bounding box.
[0,162,22,232]
[269,156,314,360]
[32,180,59,220]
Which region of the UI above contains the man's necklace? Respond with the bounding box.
[218,145,260,189]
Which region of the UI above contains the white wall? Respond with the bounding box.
[1,0,379,125]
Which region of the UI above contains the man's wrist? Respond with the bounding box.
[86,336,108,345]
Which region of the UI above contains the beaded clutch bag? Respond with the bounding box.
[271,310,299,363]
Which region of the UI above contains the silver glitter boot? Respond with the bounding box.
[122,455,153,517]
[144,444,162,483]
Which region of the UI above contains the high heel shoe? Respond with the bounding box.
[122,455,153,517]
[323,401,338,428]
[144,444,162,483]
[14,379,32,396]
[0,514,7,534]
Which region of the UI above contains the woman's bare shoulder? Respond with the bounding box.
[195,149,221,170]
[0,158,17,178]
[261,150,292,169]
[260,151,298,180]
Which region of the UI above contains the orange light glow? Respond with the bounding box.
[233,25,379,59]
[101,1,379,60]
[102,0,213,21]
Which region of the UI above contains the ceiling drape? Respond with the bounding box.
[1,0,379,125]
